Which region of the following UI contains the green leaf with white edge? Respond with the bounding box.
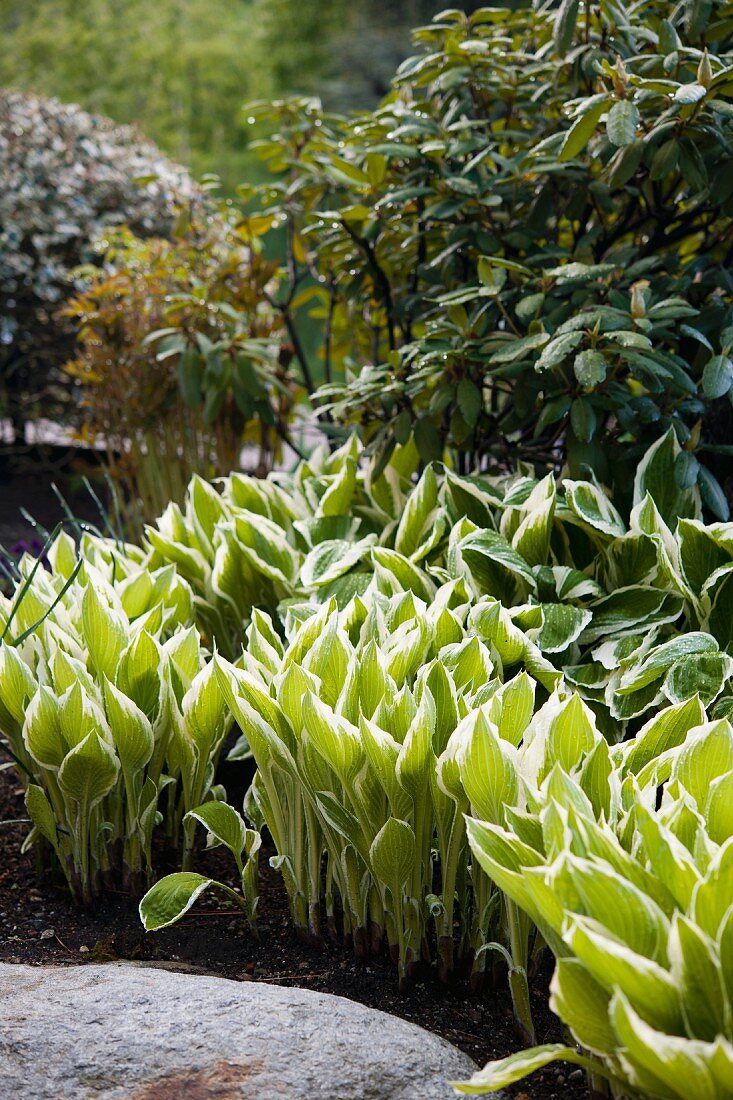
[23,686,63,769]
[394,464,440,559]
[633,429,700,527]
[567,855,670,961]
[187,473,227,554]
[317,456,357,517]
[512,474,555,566]
[369,817,415,898]
[545,694,599,776]
[633,803,701,911]
[459,709,519,824]
[669,912,728,1041]
[186,801,248,861]
[302,692,363,787]
[563,479,626,537]
[607,100,640,146]
[81,582,126,681]
[663,652,732,706]
[618,632,719,693]
[704,771,733,843]
[459,530,537,595]
[0,642,37,725]
[104,678,154,774]
[301,535,375,588]
[315,790,371,864]
[550,958,615,1056]
[116,630,163,721]
[619,695,706,775]
[609,991,718,1100]
[536,604,592,653]
[140,872,216,930]
[488,672,535,747]
[564,914,684,1032]
[183,660,228,758]
[452,1044,604,1094]
[25,784,59,851]
[692,841,733,938]
[58,731,120,811]
[673,720,733,809]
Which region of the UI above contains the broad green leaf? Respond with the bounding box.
[607,100,640,147]
[58,731,120,810]
[610,992,718,1100]
[452,1045,602,1094]
[104,678,154,774]
[186,801,248,860]
[550,958,615,1055]
[559,99,609,161]
[669,913,728,1041]
[370,817,415,897]
[573,349,607,388]
[140,872,215,930]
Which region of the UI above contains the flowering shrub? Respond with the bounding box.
[0,89,198,440]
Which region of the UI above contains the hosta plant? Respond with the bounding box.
[147,429,733,730]
[0,531,231,903]
[455,703,733,1098]
[141,581,560,1023]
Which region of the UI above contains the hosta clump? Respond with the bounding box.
[142,578,566,1027]
[147,429,733,730]
[0,531,232,904]
[144,434,443,653]
[456,701,733,1098]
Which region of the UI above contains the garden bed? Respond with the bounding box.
[0,765,582,1100]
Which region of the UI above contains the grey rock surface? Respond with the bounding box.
[0,961,479,1099]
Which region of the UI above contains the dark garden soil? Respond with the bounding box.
[0,768,587,1100]
[0,446,103,549]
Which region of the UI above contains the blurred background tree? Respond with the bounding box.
[0,0,483,193]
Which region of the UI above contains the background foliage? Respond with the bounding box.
[62,208,293,532]
[0,0,472,192]
[243,1,733,516]
[0,90,198,441]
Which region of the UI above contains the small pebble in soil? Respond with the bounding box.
[39,929,55,940]
[79,945,89,954]
[568,1069,584,1081]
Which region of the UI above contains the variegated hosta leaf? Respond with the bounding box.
[462,711,733,1098]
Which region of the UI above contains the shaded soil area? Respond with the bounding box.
[0,767,587,1100]
[0,446,104,550]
